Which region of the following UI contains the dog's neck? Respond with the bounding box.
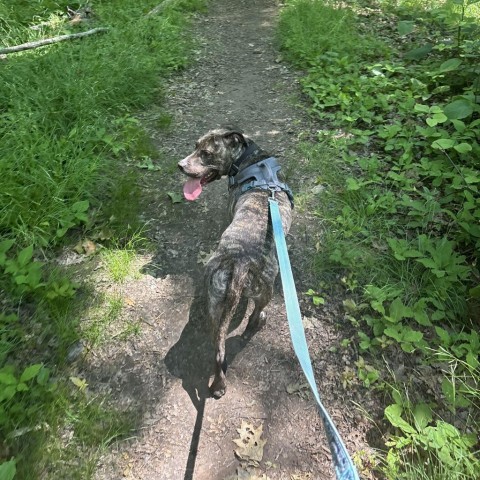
[228,140,268,177]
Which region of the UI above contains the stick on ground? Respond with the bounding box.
[0,27,108,55]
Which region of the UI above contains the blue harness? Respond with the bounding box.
[228,157,294,207]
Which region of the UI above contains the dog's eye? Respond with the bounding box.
[202,150,213,159]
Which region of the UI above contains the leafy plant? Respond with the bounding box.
[383,394,479,478]
[0,242,44,296]
[0,363,55,433]
[279,0,480,477]
[355,356,380,387]
[304,288,325,305]
[0,459,16,480]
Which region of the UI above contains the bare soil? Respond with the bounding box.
[84,0,378,478]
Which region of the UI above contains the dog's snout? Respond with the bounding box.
[178,158,188,172]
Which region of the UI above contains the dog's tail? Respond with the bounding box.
[223,259,249,319]
[207,257,250,327]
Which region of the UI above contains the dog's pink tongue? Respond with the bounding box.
[183,177,203,201]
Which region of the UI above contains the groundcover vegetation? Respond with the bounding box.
[279,0,479,478]
[0,0,204,478]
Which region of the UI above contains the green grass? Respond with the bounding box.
[0,285,135,479]
[102,248,139,282]
[0,0,205,477]
[83,293,124,346]
[0,0,204,248]
[101,231,147,283]
[12,390,135,480]
[277,0,384,66]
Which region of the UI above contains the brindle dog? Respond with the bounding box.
[178,128,292,398]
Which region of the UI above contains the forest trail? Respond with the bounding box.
[89,0,372,478]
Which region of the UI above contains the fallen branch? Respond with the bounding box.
[0,27,108,55]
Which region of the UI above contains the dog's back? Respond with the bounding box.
[207,190,291,301]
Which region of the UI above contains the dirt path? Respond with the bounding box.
[89,0,373,478]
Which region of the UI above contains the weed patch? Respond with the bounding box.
[101,232,147,283]
[83,293,124,347]
[279,0,480,477]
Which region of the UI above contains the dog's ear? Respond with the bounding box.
[223,128,246,146]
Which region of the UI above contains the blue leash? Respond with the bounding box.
[269,198,360,480]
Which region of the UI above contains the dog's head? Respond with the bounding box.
[178,128,247,201]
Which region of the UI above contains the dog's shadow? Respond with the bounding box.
[164,286,251,479]
[164,284,250,408]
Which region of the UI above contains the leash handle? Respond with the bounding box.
[268,198,360,480]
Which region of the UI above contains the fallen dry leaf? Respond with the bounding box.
[197,248,215,265]
[82,239,96,256]
[233,421,266,463]
[73,238,97,256]
[73,241,84,255]
[286,382,309,396]
[302,316,314,330]
[124,297,135,307]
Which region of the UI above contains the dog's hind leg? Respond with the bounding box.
[210,319,229,399]
[242,286,272,340]
[208,261,249,399]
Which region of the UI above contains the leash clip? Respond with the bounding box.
[269,186,276,201]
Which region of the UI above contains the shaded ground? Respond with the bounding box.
[84,0,377,478]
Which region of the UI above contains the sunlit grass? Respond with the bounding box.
[101,231,147,282]
[83,293,124,346]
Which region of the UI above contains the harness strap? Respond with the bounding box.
[228,142,259,176]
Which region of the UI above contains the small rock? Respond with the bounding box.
[67,340,85,363]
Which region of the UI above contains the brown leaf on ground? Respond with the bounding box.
[233,421,266,463]
[124,297,135,307]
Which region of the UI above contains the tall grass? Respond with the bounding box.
[0,0,205,477]
[277,0,387,66]
[0,0,203,247]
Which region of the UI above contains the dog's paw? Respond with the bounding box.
[242,311,267,340]
[210,381,226,399]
